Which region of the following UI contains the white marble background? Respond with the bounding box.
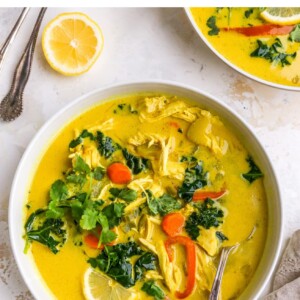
[1,7,300,300]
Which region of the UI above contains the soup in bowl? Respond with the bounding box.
[186,7,300,90]
[9,81,282,300]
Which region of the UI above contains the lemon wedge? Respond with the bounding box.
[83,267,137,300]
[260,8,300,25]
[42,12,104,76]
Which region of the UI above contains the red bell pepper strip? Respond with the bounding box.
[222,24,294,36]
[164,236,196,299]
[192,190,227,201]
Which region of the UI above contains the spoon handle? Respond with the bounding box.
[0,7,30,71]
[9,7,47,98]
[0,8,46,121]
[209,247,234,300]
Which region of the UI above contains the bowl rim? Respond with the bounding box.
[8,79,283,299]
[184,7,300,92]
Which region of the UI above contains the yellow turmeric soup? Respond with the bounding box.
[189,8,300,87]
[24,94,267,300]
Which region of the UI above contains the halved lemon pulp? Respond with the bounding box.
[42,12,104,76]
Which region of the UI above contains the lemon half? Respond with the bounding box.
[42,12,104,76]
[83,267,137,300]
[260,8,300,25]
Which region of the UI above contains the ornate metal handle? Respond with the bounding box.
[9,8,47,98]
[0,8,47,121]
[0,8,30,71]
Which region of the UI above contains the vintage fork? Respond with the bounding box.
[209,226,257,300]
[0,8,47,122]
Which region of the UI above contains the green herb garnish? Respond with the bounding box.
[185,199,224,240]
[142,280,165,300]
[251,38,296,66]
[88,242,156,288]
[122,148,149,174]
[289,24,300,42]
[206,16,220,36]
[146,191,182,216]
[109,187,138,202]
[242,156,263,183]
[178,161,207,203]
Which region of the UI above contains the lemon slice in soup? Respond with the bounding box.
[83,268,137,300]
[260,8,300,25]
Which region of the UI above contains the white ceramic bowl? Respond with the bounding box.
[184,8,300,91]
[9,81,282,299]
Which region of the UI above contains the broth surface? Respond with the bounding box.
[190,7,300,87]
[25,94,268,300]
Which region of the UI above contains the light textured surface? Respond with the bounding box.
[1,7,300,300]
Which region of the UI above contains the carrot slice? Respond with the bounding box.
[165,236,196,298]
[222,24,294,36]
[107,162,132,184]
[162,213,185,237]
[84,228,117,249]
[84,233,104,249]
[192,190,227,201]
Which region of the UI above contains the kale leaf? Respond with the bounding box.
[244,8,253,18]
[242,156,263,183]
[122,148,149,174]
[88,242,156,288]
[142,280,165,300]
[109,187,137,202]
[178,161,207,203]
[216,231,228,241]
[25,209,66,254]
[146,191,182,216]
[135,252,157,281]
[251,38,297,66]
[185,199,224,240]
[96,131,120,159]
[69,129,94,148]
[206,16,220,36]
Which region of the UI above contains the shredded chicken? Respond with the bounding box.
[197,227,220,256]
[86,118,114,133]
[69,143,102,169]
[156,241,181,292]
[139,238,157,254]
[196,247,216,292]
[187,112,229,156]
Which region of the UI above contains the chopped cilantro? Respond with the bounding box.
[206,16,220,36]
[109,187,137,202]
[289,24,300,42]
